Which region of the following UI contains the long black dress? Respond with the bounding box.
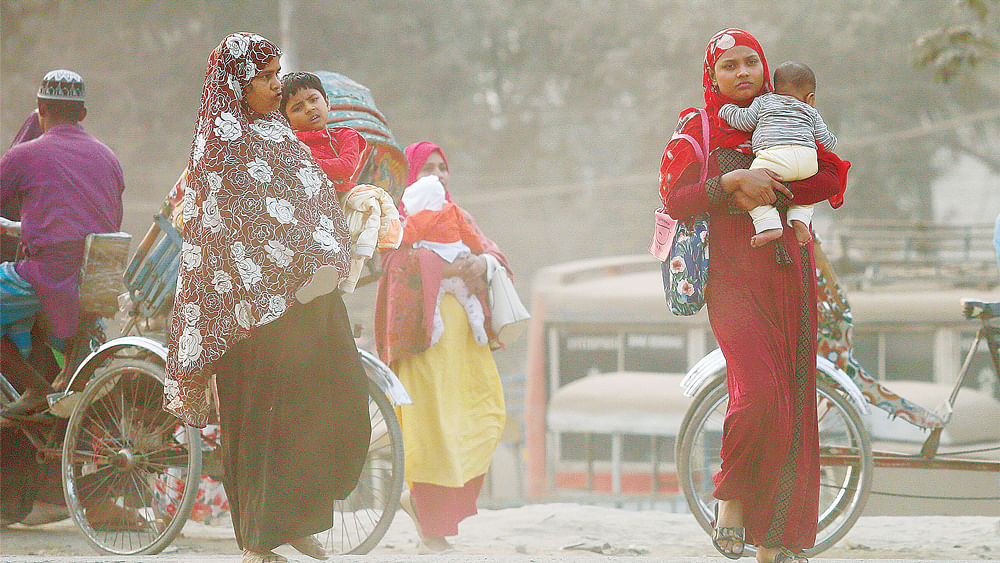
[214,291,370,552]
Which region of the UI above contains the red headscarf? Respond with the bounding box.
[659,28,772,202]
[405,141,449,186]
[402,141,451,217]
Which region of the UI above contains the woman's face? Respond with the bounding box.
[244,56,282,114]
[710,45,764,103]
[416,151,449,190]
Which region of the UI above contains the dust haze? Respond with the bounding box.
[3,0,999,317]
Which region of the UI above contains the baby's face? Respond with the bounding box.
[284,87,328,131]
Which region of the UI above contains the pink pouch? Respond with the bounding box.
[649,208,679,262]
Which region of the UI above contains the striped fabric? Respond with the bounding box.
[719,93,836,153]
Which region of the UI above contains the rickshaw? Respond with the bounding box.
[0,221,203,555]
[115,70,412,555]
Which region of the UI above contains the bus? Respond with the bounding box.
[523,251,1000,508]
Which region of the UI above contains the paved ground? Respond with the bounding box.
[3,505,998,562]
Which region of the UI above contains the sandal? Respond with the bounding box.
[711,502,745,560]
[417,536,455,554]
[1,388,52,419]
[773,547,808,563]
[288,534,328,560]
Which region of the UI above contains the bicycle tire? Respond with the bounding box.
[676,374,872,557]
[61,358,201,555]
[319,375,404,554]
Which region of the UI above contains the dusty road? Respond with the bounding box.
[2,503,999,562]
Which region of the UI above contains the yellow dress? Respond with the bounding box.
[393,294,506,487]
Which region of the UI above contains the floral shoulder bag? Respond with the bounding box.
[648,108,710,316]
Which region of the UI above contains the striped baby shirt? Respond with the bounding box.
[719,93,837,153]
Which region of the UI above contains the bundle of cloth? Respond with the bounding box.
[338,184,402,292]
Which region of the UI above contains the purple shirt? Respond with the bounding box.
[2,111,42,261]
[1,123,125,337]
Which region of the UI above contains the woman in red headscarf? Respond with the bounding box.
[660,29,842,563]
[375,141,510,553]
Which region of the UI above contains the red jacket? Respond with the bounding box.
[295,127,367,192]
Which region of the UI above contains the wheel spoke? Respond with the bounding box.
[75,467,122,506]
[61,360,198,555]
[89,396,123,443]
[77,422,119,452]
[66,449,112,464]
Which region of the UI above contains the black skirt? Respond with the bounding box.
[214,291,370,552]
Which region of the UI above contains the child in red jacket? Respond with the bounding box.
[280,72,367,192]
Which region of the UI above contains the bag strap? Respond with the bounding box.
[670,108,710,188]
[658,108,711,216]
[694,108,709,186]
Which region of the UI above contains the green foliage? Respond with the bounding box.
[914,0,998,82]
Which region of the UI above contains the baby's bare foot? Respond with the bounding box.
[791,220,812,246]
[751,228,783,248]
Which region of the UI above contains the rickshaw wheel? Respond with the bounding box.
[61,358,201,555]
[676,375,872,557]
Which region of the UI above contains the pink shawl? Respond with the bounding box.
[375,142,510,364]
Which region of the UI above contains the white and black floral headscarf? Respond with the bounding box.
[164,32,351,427]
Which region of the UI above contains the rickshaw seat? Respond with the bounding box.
[123,214,182,320]
[78,231,132,317]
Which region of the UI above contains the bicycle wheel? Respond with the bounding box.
[317,378,404,554]
[61,359,201,555]
[676,375,872,557]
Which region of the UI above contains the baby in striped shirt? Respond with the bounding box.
[720,61,837,247]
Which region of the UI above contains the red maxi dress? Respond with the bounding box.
[664,147,840,549]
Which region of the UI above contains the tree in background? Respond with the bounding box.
[4,0,997,264]
[916,0,998,83]
[914,0,1000,175]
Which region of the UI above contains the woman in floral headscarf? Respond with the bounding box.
[164,33,370,563]
[660,29,842,563]
[374,141,509,553]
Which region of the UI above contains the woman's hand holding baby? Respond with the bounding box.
[721,168,792,212]
[443,254,488,294]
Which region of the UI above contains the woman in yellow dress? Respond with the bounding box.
[375,141,508,553]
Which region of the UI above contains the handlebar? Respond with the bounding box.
[962,298,1000,320]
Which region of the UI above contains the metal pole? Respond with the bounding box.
[279,0,296,72]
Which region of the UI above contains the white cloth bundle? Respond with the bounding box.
[337,184,402,293]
